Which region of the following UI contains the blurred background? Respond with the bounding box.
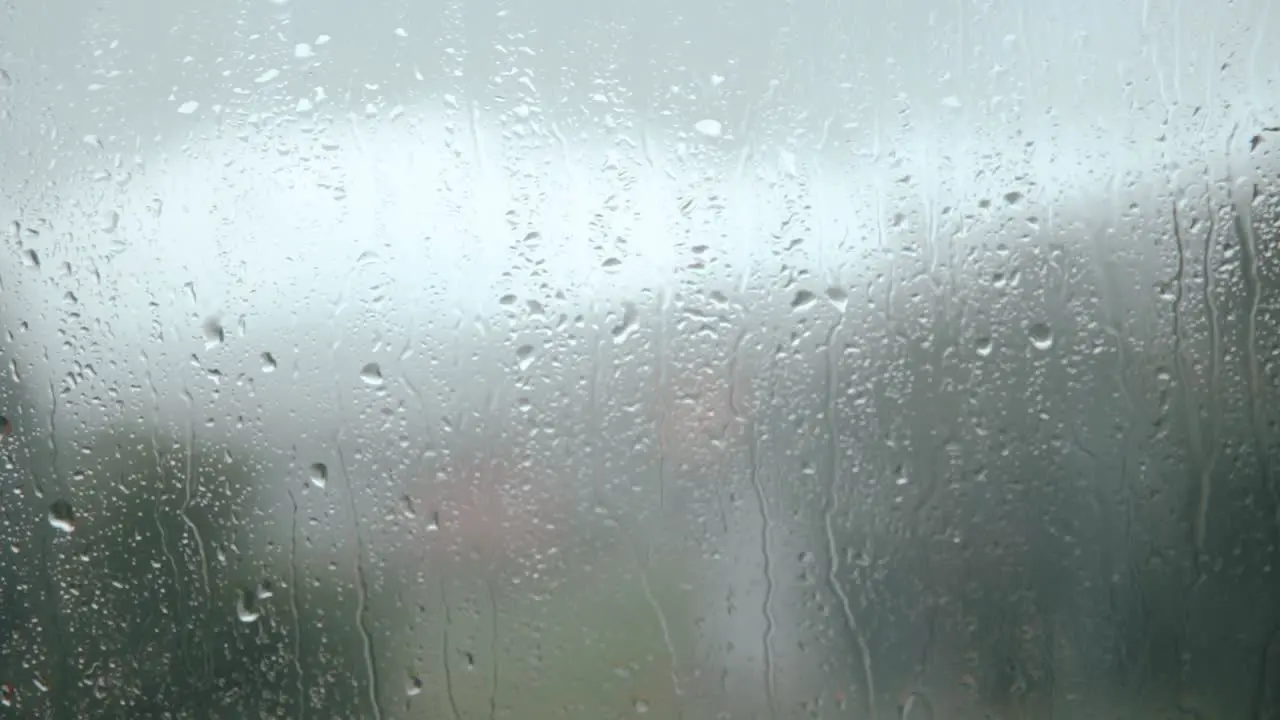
[2,0,1279,717]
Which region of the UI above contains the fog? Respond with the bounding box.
[3,0,1280,718]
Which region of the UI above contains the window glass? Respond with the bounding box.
[1,0,1278,717]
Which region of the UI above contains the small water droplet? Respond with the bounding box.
[360,362,384,386]
[791,290,816,310]
[516,344,536,372]
[309,463,328,489]
[1028,322,1054,351]
[177,100,200,114]
[48,501,75,533]
[633,698,650,714]
[261,352,277,372]
[406,675,424,697]
[611,303,639,344]
[694,118,723,137]
[22,249,39,269]
[975,336,993,357]
[203,318,224,349]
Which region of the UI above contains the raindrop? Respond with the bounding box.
[611,303,639,344]
[294,43,314,58]
[975,336,993,357]
[203,318,224,349]
[360,362,384,386]
[309,463,328,489]
[261,352,277,373]
[48,501,75,533]
[407,675,424,697]
[1028,322,1054,351]
[22,249,39,269]
[516,344,536,372]
[176,100,200,115]
[633,698,650,714]
[694,119,723,138]
[791,290,816,310]
[825,287,849,313]
[235,589,261,623]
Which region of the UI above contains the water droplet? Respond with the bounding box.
[791,290,816,310]
[203,318,224,349]
[633,698,650,714]
[235,589,261,623]
[516,344,536,372]
[176,100,200,114]
[1028,322,1054,351]
[694,119,723,137]
[309,463,328,489]
[611,303,639,344]
[48,501,75,533]
[261,352,277,373]
[294,43,314,58]
[406,675,424,697]
[975,336,993,357]
[826,287,848,313]
[22,249,39,269]
[360,363,384,386]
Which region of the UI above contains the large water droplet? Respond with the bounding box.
[261,352,277,373]
[360,363,384,386]
[975,336,994,357]
[1028,322,1054,351]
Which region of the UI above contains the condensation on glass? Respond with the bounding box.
[1,0,1279,718]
